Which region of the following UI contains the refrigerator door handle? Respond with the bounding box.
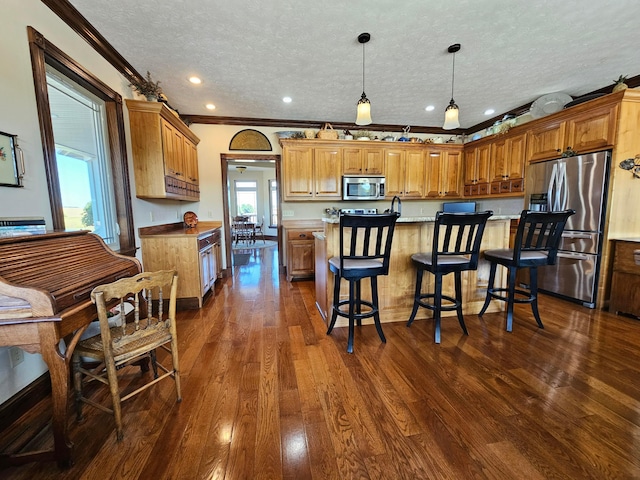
[558,161,568,210]
[561,232,593,239]
[557,252,590,261]
[547,163,557,211]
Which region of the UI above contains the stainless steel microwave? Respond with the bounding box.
[342,176,385,201]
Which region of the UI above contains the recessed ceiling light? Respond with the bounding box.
[205,103,216,110]
[425,105,435,112]
[283,97,292,103]
[189,76,202,84]
[484,109,495,115]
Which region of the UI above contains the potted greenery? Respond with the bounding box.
[130,71,162,101]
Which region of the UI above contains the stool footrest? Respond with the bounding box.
[486,287,536,304]
[415,293,460,312]
[332,299,378,321]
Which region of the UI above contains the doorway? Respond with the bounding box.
[220,154,281,272]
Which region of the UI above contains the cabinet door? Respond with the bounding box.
[200,247,212,296]
[404,150,425,198]
[283,146,314,199]
[313,147,341,198]
[363,149,384,175]
[342,147,363,174]
[489,139,507,183]
[183,137,199,185]
[527,119,565,162]
[566,103,618,153]
[384,149,405,196]
[506,132,527,180]
[425,150,443,198]
[161,120,180,178]
[442,150,462,197]
[466,143,491,185]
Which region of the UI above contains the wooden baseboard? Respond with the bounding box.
[0,373,51,433]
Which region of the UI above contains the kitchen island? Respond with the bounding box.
[315,215,517,328]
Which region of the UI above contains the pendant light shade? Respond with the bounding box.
[355,33,372,126]
[443,43,461,130]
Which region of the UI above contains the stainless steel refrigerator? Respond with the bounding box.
[523,150,610,308]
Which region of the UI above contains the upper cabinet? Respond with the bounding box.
[126,99,200,201]
[425,147,462,199]
[527,99,618,163]
[463,141,491,196]
[281,142,341,200]
[384,148,426,198]
[342,147,384,175]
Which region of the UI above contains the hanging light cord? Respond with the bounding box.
[362,41,366,94]
[450,50,456,100]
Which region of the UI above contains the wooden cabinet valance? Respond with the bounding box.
[126,99,200,201]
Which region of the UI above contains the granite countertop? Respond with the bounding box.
[322,214,519,224]
[139,221,222,237]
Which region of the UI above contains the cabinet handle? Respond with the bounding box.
[299,233,307,238]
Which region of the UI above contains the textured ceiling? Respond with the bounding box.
[68,0,640,130]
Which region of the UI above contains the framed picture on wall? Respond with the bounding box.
[0,131,23,187]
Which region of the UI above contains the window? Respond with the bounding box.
[235,180,257,223]
[269,179,278,227]
[28,27,135,255]
[46,68,120,249]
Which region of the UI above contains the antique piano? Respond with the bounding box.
[0,230,141,467]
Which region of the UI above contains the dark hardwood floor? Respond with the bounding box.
[3,245,640,479]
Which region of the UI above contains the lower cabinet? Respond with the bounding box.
[140,225,221,309]
[283,221,324,282]
[609,239,640,317]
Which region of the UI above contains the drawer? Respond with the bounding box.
[198,235,213,251]
[287,230,316,241]
[613,241,640,274]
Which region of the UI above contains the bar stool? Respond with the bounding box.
[326,212,400,353]
[407,210,493,343]
[479,209,575,332]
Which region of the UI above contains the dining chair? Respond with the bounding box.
[407,210,493,343]
[326,212,400,353]
[479,209,575,332]
[254,216,266,243]
[72,269,182,441]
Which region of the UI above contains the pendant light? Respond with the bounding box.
[443,43,461,130]
[355,32,372,126]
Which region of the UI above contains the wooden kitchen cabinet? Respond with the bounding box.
[384,148,425,198]
[126,99,200,201]
[282,144,341,200]
[463,141,491,196]
[425,147,462,198]
[342,147,384,175]
[139,222,222,309]
[566,102,618,153]
[285,225,323,281]
[489,131,526,195]
[609,239,640,317]
[527,101,618,163]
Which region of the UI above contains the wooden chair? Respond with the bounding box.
[72,269,182,441]
[479,209,575,332]
[407,210,493,343]
[326,212,400,353]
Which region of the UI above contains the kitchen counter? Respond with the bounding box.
[138,221,222,238]
[315,216,511,327]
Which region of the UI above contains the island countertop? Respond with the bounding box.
[321,214,520,224]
